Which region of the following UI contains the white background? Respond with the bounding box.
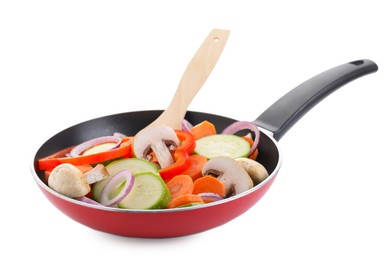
[1,0,389,259]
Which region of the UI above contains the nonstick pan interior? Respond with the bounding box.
[33,110,280,184]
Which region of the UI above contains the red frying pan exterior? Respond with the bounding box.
[31,59,378,238]
[37,171,276,238]
[32,110,281,237]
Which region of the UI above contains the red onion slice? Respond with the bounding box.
[198,192,224,203]
[70,136,122,157]
[77,196,102,206]
[84,164,109,184]
[100,169,134,206]
[181,119,194,132]
[113,132,127,138]
[221,121,260,156]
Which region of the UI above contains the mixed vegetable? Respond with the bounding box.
[38,120,269,209]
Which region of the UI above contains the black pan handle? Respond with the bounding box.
[254,59,378,141]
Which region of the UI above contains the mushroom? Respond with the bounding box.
[133,125,180,168]
[48,163,109,198]
[235,158,269,185]
[202,157,254,197]
[48,163,91,198]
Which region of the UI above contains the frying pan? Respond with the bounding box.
[31,59,378,238]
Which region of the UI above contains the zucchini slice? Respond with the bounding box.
[195,134,250,159]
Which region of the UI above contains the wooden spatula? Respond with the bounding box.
[146,28,230,130]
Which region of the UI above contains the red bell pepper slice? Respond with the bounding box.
[159,130,196,182]
[175,130,196,154]
[38,137,134,171]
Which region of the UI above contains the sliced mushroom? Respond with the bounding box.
[235,158,269,185]
[133,125,180,168]
[202,157,253,197]
[48,163,91,198]
[84,164,110,184]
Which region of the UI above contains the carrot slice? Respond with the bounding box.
[193,175,226,197]
[168,194,204,209]
[242,135,258,160]
[182,154,208,181]
[166,174,194,199]
[190,120,217,140]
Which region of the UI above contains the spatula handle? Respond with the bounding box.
[175,29,230,109]
[150,29,230,129]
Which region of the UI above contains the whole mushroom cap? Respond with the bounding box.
[48,163,91,198]
[235,157,269,185]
